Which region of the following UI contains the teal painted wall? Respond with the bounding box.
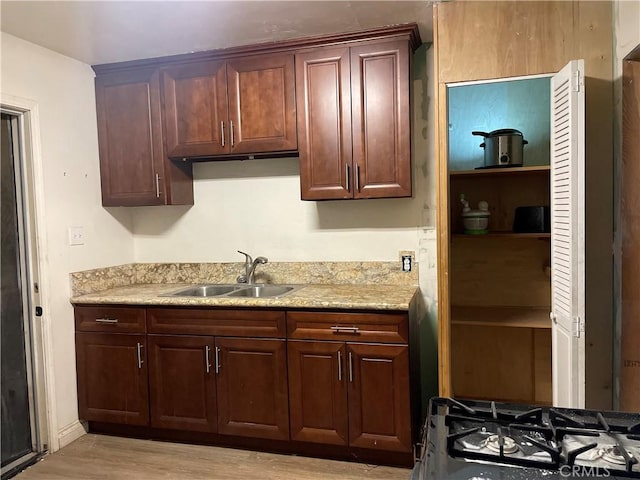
[448,77,551,171]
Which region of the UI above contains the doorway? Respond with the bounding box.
[1,111,46,478]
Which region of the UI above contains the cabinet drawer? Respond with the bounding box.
[147,308,286,338]
[74,306,146,333]
[286,311,409,344]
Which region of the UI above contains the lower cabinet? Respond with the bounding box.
[288,340,411,453]
[75,332,149,425]
[147,335,288,439]
[216,337,289,440]
[148,335,217,432]
[75,305,415,463]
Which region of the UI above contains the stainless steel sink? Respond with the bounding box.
[165,284,302,298]
[167,285,241,297]
[227,285,296,298]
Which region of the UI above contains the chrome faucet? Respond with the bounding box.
[237,250,268,284]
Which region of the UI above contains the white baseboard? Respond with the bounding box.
[57,420,87,449]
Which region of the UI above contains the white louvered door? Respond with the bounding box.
[550,60,586,408]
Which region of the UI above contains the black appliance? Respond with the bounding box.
[411,397,640,479]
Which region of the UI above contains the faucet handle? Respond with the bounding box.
[237,250,252,264]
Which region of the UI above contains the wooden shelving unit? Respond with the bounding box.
[452,232,550,239]
[450,165,550,177]
[451,305,551,329]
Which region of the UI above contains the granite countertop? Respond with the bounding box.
[70,283,419,311]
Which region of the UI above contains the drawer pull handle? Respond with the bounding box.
[95,317,118,324]
[330,326,360,334]
[337,350,343,382]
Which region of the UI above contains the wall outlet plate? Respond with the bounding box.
[399,250,415,272]
[68,226,84,246]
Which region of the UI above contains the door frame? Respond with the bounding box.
[1,93,56,455]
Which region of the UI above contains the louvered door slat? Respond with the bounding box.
[551,60,586,408]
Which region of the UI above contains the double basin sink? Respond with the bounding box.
[166,284,303,299]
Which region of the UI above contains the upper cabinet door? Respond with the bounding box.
[550,59,586,409]
[296,47,353,200]
[226,53,297,154]
[162,61,229,158]
[96,69,166,206]
[351,40,412,199]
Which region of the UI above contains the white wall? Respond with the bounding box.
[131,50,436,266]
[0,32,135,448]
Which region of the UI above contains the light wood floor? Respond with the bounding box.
[15,434,411,480]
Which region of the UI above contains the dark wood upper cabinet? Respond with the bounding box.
[161,52,296,159]
[75,332,149,425]
[147,335,217,432]
[162,61,228,158]
[215,337,289,441]
[94,25,419,205]
[351,40,412,198]
[295,47,353,200]
[226,53,297,154]
[288,340,348,445]
[347,343,412,453]
[297,38,412,200]
[95,69,193,207]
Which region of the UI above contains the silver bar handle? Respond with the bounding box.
[355,165,361,192]
[345,164,350,192]
[330,326,360,334]
[215,346,221,374]
[136,342,144,369]
[155,173,161,198]
[205,345,212,374]
[348,351,353,383]
[337,350,343,382]
[95,317,118,324]
[221,121,225,147]
[230,121,235,147]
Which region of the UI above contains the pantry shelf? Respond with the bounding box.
[452,232,551,239]
[449,165,550,178]
[451,305,551,329]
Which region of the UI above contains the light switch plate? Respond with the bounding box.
[68,226,84,246]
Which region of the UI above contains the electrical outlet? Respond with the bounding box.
[399,250,415,272]
[68,226,84,246]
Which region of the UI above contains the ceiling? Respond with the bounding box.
[0,1,433,66]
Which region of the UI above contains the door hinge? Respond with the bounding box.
[572,316,584,338]
[573,70,583,93]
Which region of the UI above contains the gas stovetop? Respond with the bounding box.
[414,398,640,480]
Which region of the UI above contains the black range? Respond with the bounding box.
[412,397,640,479]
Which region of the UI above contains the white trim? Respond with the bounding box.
[57,420,87,449]
[447,72,553,88]
[0,92,58,451]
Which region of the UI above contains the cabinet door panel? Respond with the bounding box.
[75,333,148,425]
[288,341,348,445]
[296,47,352,200]
[227,53,297,154]
[148,335,216,432]
[162,61,228,158]
[216,338,289,440]
[351,41,411,198]
[96,70,165,206]
[347,343,411,452]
